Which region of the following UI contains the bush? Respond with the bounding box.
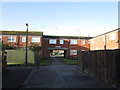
[2,42,17,50]
[29,43,42,51]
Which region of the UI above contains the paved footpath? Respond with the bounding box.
[20,59,115,89]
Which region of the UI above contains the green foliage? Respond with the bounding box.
[39,59,51,65]
[29,43,42,51]
[58,59,77,65]
[54,54,64,57]
[2,42,17,50]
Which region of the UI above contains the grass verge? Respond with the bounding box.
[54,54,64,58]
[58,58,77,65]
[39,59,52,66]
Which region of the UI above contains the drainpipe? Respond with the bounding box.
[104,34,106,50]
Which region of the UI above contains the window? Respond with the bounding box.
[70,40,77,44]
[90,39,94,44]
[109,33,116,40]
[22,37,26,42]
[31,37,40,42]
[60,40,64,44]
[70,50,77,55]
[49,39,56,44]
[7,37,16,42]
[81,40,85,45]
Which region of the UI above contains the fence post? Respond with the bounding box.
[115,49,120,88]
[77,51,83,70]
[34,50,40,70]
[2,51,7,71]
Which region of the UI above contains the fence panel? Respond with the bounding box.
[5,49,35,64]
[115,49,120,87]
[77,49,120,87]
[82,51,89,71]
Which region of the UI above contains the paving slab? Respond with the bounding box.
[2,66,33,89]
[20,59,116,89]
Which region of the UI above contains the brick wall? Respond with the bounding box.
[106,31,118,49]
[41,38,90,59]
[2,35,42,47]
[90,30,120,50]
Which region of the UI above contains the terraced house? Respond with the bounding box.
[1,31,91,59]
[42,35,91,59]
[1,28,120,59]
[90,28,120,50]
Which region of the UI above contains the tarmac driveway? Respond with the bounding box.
[20,59,114,89]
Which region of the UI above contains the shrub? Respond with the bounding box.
[2,42,17,50]
[29,43,42,51]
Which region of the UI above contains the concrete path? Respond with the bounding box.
[20,59,114,89]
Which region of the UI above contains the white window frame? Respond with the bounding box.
[90,39,94,44]
[70,50,77,55]
[60,40,64,44]
[109,33,116,40]
[81,40,85,45]
[7,36,16,42]
[49,39,57,44]
[22,37,26,42]
[70,40,77,44]
[31,37,40,42]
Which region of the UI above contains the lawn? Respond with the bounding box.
[54,54,64,57]
[58,58,77,65]
[39,59,52,65]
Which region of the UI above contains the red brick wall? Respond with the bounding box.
[41,38,90,59]
[2,35,42,47]
[41,39,50,59]
[41,39,70,59]
[19,36,41,47]
[90,30,119,50]
[2,35,90,59]
[106,31,118,49]
[2,35,19,45]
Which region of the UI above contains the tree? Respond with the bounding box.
[29,43,42,69]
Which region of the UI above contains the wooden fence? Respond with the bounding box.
[78,49,120,88]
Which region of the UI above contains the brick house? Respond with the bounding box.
[1,28,120,59]
[90,28,120,50]
[42,35,91,59]
[0,31,91,59]
[1,31,43,48]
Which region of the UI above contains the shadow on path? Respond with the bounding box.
[19,59,116,89]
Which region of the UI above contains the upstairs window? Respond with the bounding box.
[7,37,16,42]
[49,39,56,44]
[31,37,40,42]
[81,40,85,45]
[109,33,116,40]
[70,40,77,44]
[22,37,26,42]
[60,40,64,44]
[70,50,77,55]
[90,39,94,44]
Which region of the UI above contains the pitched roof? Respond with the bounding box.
[93,28,120,38]
[0,31,43,36]
[43,35,92,39]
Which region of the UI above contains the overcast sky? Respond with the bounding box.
[1,1,118,37]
